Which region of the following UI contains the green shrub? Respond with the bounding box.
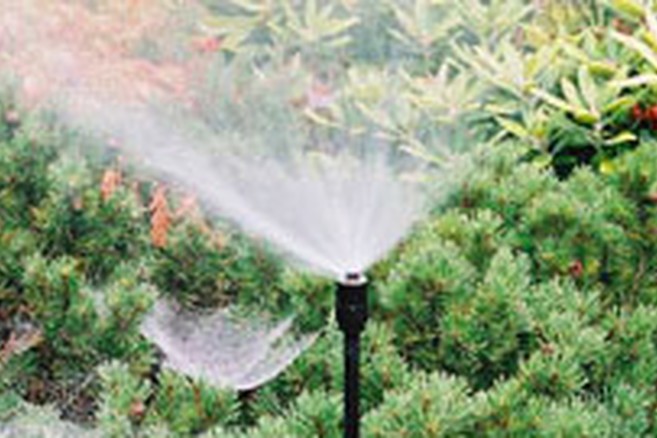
[145,370,239,436]
[363,372,474,438]
[438,248,534,389]
[381,238,476,370]
[5,122,657,436]
[0,124,58,229]
[251,320,410,422]
[96,361,151,437]
[32,155,148,281]
[150,221,282,309]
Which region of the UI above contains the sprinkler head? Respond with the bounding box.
[336,272,368,337]
[341,272,367,286]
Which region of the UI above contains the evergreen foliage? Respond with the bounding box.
[2,98,657,436]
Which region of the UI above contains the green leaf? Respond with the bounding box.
[561,78,585,109]
[531,89,578,114]
[325,17,360,38]
[531,88,598,123]
[604,131,637,146]
[577,67,598,113]
[599,159,618,175]
[303,109,340,128]
[496,117,529,139]
[281,0,301,28]
[203,15,261,33]
[220,31,251,52]
[560,40,592,64]
[603,96,635,113]
[610,30,657,70]
[228,0,271,14]
[532,153,552,169]
[610,74,657,89]
[484,103,516,116]
[646,8,657,44]
[587,61,618,78]
[399,143,444,166]
[610,0,646,19]
[304,0,318,33]
[326,34,353,47]
[573,110,599,125]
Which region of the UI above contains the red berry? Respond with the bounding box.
[648,193,657,204]
[613,18,634,35]
[129,400,146,419]
[5,110,19,125]
[193,36,221,53]
[647,106,657,130]
[631,104,644,121]
[648,105,657,118]
[569,260,584,278]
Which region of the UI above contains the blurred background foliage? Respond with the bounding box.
[195,0,657,175]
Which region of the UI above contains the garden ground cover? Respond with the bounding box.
[2,0,657,437]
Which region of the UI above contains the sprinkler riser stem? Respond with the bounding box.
[336,278,368,438]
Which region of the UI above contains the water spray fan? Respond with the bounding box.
[2,5,459,432]
[60,85,437,437]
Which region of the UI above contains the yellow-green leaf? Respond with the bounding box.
[531,88,579,113]
[611,30,657,70]
[220,31,251,52]
[532,153,552,169]
[326,17,360,37]
[599,159,618,175]
[610,0,646,19]
[561,77,586,109]
[228,0,270,14]
[400,144,444,166]
[610,74,657,89]
[573,110,599,125]
[327,34,353,47]
[603,96,635,113]
[587,61,618,77]
[484,103,516,115]
[646,9,657,40]
[604,131,637,146]
[303,109,340,128]
[578,66,598,113]
[496,117,529,139]
[203,15,260,33]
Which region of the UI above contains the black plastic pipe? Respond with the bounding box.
[336,273,368,438]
